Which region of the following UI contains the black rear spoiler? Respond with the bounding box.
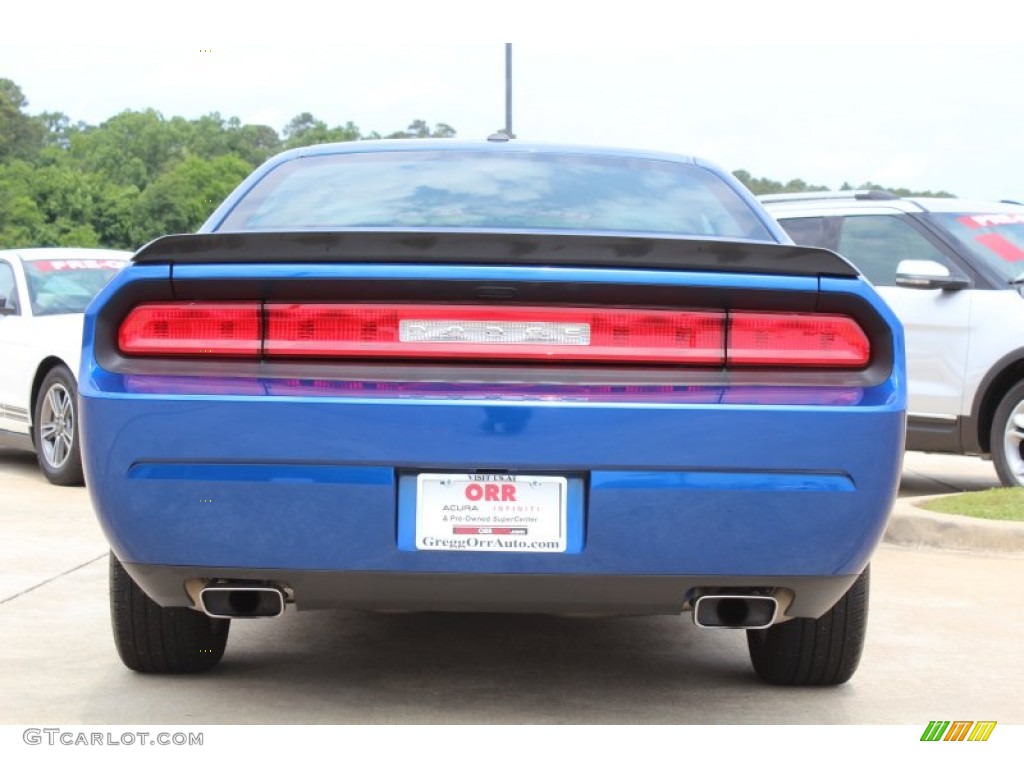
[132,230,859,278]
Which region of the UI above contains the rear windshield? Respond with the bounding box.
[218,150,774,241]
[932,212,1024,282]
[23,258,125,316]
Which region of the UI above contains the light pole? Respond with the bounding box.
[504,43,514,139]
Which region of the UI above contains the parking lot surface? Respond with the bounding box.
[1,449,1021,724]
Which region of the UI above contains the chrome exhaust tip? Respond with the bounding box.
[693,595,778,629]
[199,585,285,619]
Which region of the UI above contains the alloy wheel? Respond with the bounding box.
[39,382,74,470]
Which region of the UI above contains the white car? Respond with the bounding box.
[761,192,1024,486]
[0,248,132,484]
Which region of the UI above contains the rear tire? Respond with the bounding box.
[746,566,869,686]
[33,365,84,486]
[109,553,229,673]
[991,381,1024,487]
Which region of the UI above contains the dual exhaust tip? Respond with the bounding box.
[194,585,779,626]
[693,595,778,629]
[199,585,285,619]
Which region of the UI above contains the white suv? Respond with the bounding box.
[761,191,1024,486]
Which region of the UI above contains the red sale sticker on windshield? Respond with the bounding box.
[31,259,125,272]
[975,233,1024,262]
[957,213,1024,229]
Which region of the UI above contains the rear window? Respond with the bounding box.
[218,150,774,241]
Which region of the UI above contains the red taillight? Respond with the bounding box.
[728,312,870,367]
[116,302,871,368]
[118,302,261,357]
[265,304,725,363]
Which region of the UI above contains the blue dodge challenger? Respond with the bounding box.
[80,139,905,684]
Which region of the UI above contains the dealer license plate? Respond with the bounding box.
[415,473,567,552]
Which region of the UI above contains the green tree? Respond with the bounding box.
[69,109,189,189]
[231,123,281,166]
[134,154,252,241]
[0,82,432,249]
[839,181,955,198]
[0,159,46,247]
[386,119,456,139]
[179,113,232,159]
[282,112,362,149]
[0,79,45,161]
[88,177,141,249]
[733,170,830,196]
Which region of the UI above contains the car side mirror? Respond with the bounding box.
[0,294,16,315]
[895,260,970,291]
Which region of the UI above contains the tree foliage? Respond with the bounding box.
[0,79,460,250]
[283,112,362,149]
[732,170,830,196]
[837,180,955,198]
[385,119,457,139]
[0,78,961,251]
[731,168,956,199]
[135,154,252,243]
[0,79,45,161]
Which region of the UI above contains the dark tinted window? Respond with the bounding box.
[837,215,951,286]
[220,150,775,241]
[777,216,838,250]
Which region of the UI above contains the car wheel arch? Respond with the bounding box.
[970,350,1024,454]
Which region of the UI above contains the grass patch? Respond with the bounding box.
[921,488,1024,521]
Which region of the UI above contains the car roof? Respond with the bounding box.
[903,197,1024,213]
[283,137,702,166]
[0,247,133,263]
[758,190,1024,215]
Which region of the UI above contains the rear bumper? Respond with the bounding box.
[82,384,904,606]
[123,563,860,619]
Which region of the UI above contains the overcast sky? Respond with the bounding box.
[4,1,1021,200]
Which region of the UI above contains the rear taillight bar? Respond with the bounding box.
[118,302,261,357]
[265,304,726,363]
[728,312,869,367]
[117,302,870,368]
